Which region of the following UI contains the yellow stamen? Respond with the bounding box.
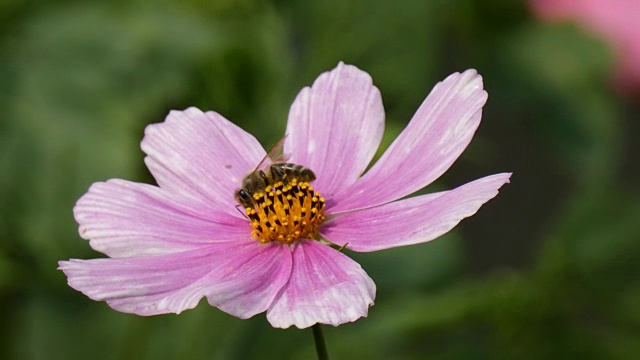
[246,179,326,245]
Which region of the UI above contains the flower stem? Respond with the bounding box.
[312,323,329,360]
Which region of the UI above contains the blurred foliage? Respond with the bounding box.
[2,0,639,359]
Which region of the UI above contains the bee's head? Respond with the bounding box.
[234,188,254,209]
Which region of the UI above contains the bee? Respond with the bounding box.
[235,136,316,209]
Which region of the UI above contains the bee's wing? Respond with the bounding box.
[255,135,290,171]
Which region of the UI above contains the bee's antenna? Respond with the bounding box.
[235,205,249,219]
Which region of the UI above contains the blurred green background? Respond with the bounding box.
[2,0,639,359]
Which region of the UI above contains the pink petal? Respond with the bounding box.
[321,173,511,252]
[74,179,248,258]
[59,241,292,318]
[266,240,375,329]
[141,107,267,213]
[285,62,385,196]
[329,70,487,213]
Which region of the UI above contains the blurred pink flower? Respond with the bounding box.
[59,63,511,329]
[531,0,640,91]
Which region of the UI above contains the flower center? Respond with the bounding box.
[245,178,326,245]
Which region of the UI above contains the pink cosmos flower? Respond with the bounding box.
[530,0,640,91]
[59,62,511,329]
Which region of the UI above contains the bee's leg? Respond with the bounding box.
[319,238,349,252]
[259,170,270,185]
[270,164,286,182]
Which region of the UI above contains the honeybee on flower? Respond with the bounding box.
[234,136,316,211]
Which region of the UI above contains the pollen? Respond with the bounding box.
[245,178,326,245]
